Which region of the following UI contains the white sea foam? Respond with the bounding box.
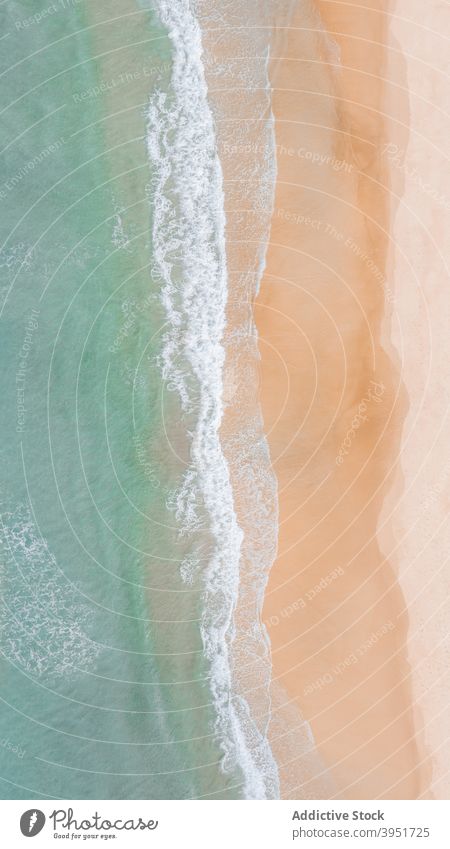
[0,501,98,678]
[146,0,281,798]
[195,0,281,754]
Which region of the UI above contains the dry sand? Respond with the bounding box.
[257,0,433,798]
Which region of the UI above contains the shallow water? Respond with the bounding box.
[0,0,246,800]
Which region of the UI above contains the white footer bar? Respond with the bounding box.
[1,799,448,848]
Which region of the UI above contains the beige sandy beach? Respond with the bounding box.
[257,0,437,798]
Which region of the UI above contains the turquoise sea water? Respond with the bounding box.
[0,0,245,800]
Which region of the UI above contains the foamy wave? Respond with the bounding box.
[146,0,279,798]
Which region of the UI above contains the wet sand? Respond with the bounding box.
[257,0,431,798]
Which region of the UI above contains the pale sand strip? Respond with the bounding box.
[382,1,450,800]
[257,0,432,798]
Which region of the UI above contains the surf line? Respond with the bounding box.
[145,0,280,799]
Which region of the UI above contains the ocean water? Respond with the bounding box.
[0,0,285,799]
